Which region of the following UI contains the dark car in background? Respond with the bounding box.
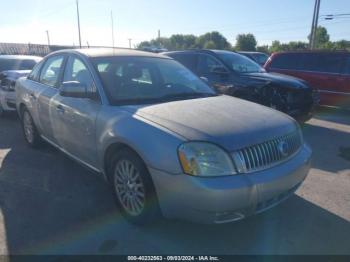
[0,55,42,115]
[264,51,350,108]
[238,51,269,66]
[163,50,317,121]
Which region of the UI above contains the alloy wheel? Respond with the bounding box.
[114,159,146,216]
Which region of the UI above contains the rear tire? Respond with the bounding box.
[109,149,160,225]
[21,108,42,148]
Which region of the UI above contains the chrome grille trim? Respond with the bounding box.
[232,131,302,174]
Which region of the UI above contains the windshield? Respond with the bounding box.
[92,57,217,105]
[0,58,38,72]
[252,53,269,65]
[217,52,265,73]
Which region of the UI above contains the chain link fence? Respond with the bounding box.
[0,43,118,57]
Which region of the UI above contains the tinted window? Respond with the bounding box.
[252,53,269,65]
[300,53,344,73]
[63,56,94,89]
[197,54,224,74]
[270,53,301,70]
[170,54,198,72]
[93,57,216,105]
[318,54,343,74]
[40,56,64,87]
[344,55,350,75]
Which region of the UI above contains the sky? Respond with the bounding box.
[0,0,349,48]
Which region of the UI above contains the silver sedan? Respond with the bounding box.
[15,49,312,224]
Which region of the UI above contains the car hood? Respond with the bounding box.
[240,72,309,90]
[123,95,297,151]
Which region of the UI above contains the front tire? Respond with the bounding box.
[21,108,42,148]
[109,149,160,225]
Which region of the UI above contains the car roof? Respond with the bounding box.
[272,50,349,55]
[238,51,267,55]
[50,48,172,59]
[0,55,42,61]
[163,49,243,57]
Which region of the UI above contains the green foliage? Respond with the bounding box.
[235,33,257,51]
[256,45,269,53]
[196,31,232,49]
[169,34,197,50]
[137,28,349,53]
[308,26,330,49]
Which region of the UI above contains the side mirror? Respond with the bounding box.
[210,66,229,75]
[59,81,89,99]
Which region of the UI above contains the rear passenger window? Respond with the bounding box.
[299,53,343,73]
[316,54,343,74]
[40,56,64,87]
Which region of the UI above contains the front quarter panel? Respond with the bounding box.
[96,106,186,175]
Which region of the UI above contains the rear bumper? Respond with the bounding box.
[149,143,311,224]
[0,89,16,111]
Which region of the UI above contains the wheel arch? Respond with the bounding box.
[103,142,146,182]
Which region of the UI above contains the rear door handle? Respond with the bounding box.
[56,104,65,114]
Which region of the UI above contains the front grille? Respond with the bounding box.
[232,130,302,173]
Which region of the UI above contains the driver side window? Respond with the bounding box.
[63,56,94,90]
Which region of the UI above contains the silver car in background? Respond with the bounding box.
[0,55,42,115]
[15,49,312,224]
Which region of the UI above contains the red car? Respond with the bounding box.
[264,51,350,108]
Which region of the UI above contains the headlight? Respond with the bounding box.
[178,142,237,177]
[0,80,15,92]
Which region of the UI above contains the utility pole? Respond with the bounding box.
[310,0,321,49]
[128,38,132,49]
[76,0,82,48]
[158,29,161,46]
[45,30,50,46]
[111,10,115,48]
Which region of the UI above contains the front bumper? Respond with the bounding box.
[0,89,16,111]
[149,143,311,224]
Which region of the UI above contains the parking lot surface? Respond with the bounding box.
[0,108,349,255]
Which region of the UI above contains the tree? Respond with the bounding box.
[269,40,282,53]
[308,26,330,49]
[169,34,197,50]
[196,31,231,49]
[333,40,350,50]
[256,45,269,53]
[287,41,309,51]
[235,33,257,51]
[137,41,152,49]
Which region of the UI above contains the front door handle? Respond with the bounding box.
[56,104,65,114]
